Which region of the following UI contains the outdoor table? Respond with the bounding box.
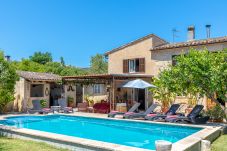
[51,106,61,113]
[116,103,127,112]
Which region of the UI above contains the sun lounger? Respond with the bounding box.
[108,103,141,118]
[123,103,159,119]
[28,100,52,114]
[58,99,74,113]
[165,105,209,124]
[144,104,180,121]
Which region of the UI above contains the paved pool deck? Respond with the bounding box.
[0,112,223,151]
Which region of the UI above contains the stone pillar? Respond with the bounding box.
[201,140,211,151]
[155,140,172,151]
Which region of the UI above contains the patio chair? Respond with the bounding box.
[28,100,52,114]
[77,102,88,112]
[144,104,180,121]
[165,105,209,124]
[58,99,74,113]
[123,103,159,119]
[108,103,141,118]
[176,103,189,115]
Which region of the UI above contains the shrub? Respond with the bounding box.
[40,99,47,108]
[0,51,18,113]
[206,105,226,122]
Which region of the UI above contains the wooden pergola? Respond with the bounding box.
[62,74,153,110]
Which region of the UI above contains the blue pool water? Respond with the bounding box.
[0,115,202,150]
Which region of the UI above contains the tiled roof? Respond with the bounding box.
[17,71,61,81]
[151,36,227,51]
[104,34,167,55]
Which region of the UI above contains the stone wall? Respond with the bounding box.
[13,78,51,112]
[108,36,166,75]
[150,42,227,76]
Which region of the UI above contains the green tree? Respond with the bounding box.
[29,51,52,64]
[0,51,18,112]
[45,62,64,75]
[151,70,177,110]
[45,62,88,76]
[60,66,89,76]
[60,56,65,66]
[11,59,46,72]
[153,49,227,110]
[90,54,108,74]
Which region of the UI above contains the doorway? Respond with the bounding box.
[76,84,83,106]
[138,89,145,110]
[50,83,62,106]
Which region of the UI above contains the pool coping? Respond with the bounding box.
[0,113,222,151]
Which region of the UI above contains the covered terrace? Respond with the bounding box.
[62,74,153,111]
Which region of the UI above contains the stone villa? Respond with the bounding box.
[12,26,227,112]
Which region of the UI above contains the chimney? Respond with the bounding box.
[206,24,211,38]
[187,26,195,41]
[4,55,11,62]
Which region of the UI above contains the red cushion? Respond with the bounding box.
[93,103,110,113]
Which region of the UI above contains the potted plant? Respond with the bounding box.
[40,99,47,108]
[186,96,197,114]
[67,96,74,107]
[152,86,175,113]
[84,94,94,107]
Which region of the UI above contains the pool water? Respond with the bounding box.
[0,115,202,150]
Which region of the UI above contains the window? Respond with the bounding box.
[93,84,101,94]
[123,58,145,73]
[129,59,140,73]
[30,84,44,97]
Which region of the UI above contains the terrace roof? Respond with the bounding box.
[17,71,61,82]
[63,73,153,80]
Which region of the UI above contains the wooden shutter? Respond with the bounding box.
[123,59,129,73]
[139,58,145,72]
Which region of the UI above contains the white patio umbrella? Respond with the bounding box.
[121,79,156,89]
[121,79,156,109]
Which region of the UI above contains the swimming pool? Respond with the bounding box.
[0,115,202,150]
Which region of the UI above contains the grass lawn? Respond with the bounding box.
[212,135,227,151]
[0,137,68,151]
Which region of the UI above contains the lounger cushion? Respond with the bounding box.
[43,108,51,111]
[125,112,135,115]
[166,115,178,118]
[146,114,157,117]
[110,111,119,113]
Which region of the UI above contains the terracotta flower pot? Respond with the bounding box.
[68,100,74,107]
[162,106,169,113]
[209,119,223,123]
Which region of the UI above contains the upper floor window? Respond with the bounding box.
[123,58,145,73]
[129,59,140,73]
[93,84,101,94]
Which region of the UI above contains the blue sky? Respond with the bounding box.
[0,0,227,67]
